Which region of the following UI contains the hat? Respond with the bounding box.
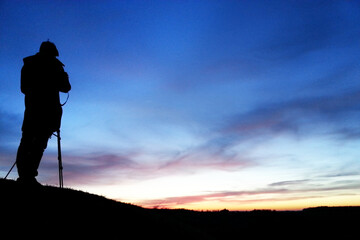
[39,40,59,57]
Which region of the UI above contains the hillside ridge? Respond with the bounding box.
[1,178,358,239]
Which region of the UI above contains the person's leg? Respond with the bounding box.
[16,131,51,184]
[16,132,34,179]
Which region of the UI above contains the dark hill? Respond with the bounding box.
[1,179,358,239]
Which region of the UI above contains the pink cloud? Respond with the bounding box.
[138,179,360,209]
[37,144,257,186]
[38,152,138,185]
[138,189,290,208]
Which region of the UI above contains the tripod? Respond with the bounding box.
[4,129,64,188]
[53,130,64,188]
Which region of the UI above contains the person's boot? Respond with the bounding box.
[17,176,42,187]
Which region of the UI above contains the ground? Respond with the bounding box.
[1,178,358,239]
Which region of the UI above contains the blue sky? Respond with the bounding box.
[1,0,360,210]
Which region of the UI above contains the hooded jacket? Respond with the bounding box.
[21,52,71,133]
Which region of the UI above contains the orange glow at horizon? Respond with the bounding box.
[133,194,360,211]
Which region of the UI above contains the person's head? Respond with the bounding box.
[39,40,59,57]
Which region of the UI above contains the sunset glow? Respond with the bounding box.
[1,0,359,210]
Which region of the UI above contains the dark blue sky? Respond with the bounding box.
[1,0,360,210]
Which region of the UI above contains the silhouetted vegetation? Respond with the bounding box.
[1,179,358,239]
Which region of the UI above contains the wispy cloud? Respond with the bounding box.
[0,109,22,147]
[38,152,138,185]
[139,176,360,209]
[269,179,310,187]
[35,88,360,187]
[139,188,290,208]
[224,89,360,141]
[40,147,254,186]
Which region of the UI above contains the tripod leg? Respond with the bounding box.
[57,130,64,188]
[4,161,16,179]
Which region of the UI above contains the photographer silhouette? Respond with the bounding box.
[16,41,71,186]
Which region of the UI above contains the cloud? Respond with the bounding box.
[331,128,360,141]
[65,88,359,186]
[37,140,257,186]
[320,172,360,178]
[269,180,310,187]
[223,89,360,141]
[38,152,137,185]
[309,62,359,90]
[173,89,360,173]
[139,188,290,208]
[158,148,254,174]
[0,108,22,177]
[139,177,360,209]
[0,109,22,146]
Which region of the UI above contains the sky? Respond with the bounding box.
[1,0,360,210]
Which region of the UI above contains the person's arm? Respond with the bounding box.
[20,64,30,94]
[59,71,71,93]
[55,59,71,93]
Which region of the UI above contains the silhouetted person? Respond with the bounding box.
[16,41,71,186]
